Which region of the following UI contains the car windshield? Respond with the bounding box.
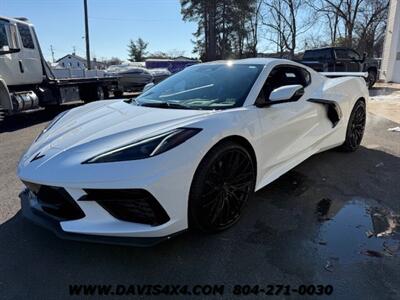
[135,63,263,110]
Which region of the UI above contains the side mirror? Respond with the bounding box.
[269,84,304,103]
[0,46,20,55]
[142,82,155,93]
[362,52,367,62]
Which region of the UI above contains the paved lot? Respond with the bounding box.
[0,89,399,299]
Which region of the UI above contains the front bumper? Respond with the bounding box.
[20,189,183,246]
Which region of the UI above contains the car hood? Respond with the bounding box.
[21,100,214,165]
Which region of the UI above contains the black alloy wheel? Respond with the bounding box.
[189,141,256,232]
[340,100,366,152]
[366,70,377,89]
[0,105,5,123]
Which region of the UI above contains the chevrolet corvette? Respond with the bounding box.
[18,58,368,245]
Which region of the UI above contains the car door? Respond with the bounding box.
[334,48,362,72]
[333,48,347,72]
[15,22,43,85]
[0,19,21,86]
[254,65,332,185]
[346,49,362,72]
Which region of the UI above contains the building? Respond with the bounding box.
[380,0,400,83]
[53,53,106,70]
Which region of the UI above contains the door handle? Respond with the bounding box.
[19,60,24,73]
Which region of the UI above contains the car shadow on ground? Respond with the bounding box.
[369,86,400,97]
[0,146,399,299]
[0,104,79,133]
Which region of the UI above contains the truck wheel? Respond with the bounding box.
[366,69,377,89]
[0,105,5,123]
[114,90,123,98]
[96,86,105,100]
[83,86,105,103]
[102,87,110,99]
[44,105,60,114]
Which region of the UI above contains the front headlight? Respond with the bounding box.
[83,128,202,164]
[35,110,68,142]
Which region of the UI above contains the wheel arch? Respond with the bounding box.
[367,66,377,73]
[188,134,258,231]
[356,97,366,105]
[209,135,258,180]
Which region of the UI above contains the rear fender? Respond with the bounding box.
[321,76,368,118]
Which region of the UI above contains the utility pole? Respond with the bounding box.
[84,0,91,69]
[50,45,55,63]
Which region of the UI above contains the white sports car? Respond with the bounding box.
[18,58,368,246]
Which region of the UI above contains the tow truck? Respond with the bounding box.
[0,16,119,123]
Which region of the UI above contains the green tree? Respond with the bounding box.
[127,38,149,62]
[180,0,258,60]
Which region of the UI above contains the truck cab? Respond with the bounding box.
[301,47,378,88]
[0,16,119,124]
[0,17,43,87]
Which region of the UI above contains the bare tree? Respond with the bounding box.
[261,0,314,58]
[309,0,389,55]
[306,0,344,46]
[247,0,263,56]
[319,0,365,47]
[354,0,389,56]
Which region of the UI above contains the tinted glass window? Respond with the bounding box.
[335,49,348,59]
[0,20,9,48]
[348,50,361,60]
[261,66,310,100]
[303,49,331,60]
[17,23,34,49]
[136,64,263,110]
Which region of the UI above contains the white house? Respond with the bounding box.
[54,54,87,69]
[53,53,106,70]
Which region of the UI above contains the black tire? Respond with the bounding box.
[339,100,366,152]
[102,87,110,99]
[82,85,105,103]
[189,141,256,233]
[96,86,105,100]
[366,69,377,89]
[113,90,123,98]
[44,105,60,113]
[0,105,5,123]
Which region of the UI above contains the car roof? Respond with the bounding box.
[202,58,295,66]
[0,16,32,26]
[305,47,351,51]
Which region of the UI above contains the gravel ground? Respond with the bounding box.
[0,90,399,299]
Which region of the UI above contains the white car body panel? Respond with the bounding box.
[17,58,369,240]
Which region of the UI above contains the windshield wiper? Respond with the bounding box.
[139,101,189,109]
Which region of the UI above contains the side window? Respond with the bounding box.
[259,66,310,101]
[348,50,360,60]
[17,23,35,49]
[335,49,348,59]
[0,20,9,48]
[321,49,332,60]
[9,24,19,49]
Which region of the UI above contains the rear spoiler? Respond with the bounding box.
[320,72,368,78]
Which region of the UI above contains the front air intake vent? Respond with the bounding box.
[24,183,85,221]
[80,189,170,226]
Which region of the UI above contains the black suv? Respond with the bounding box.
[300,47,378,88]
